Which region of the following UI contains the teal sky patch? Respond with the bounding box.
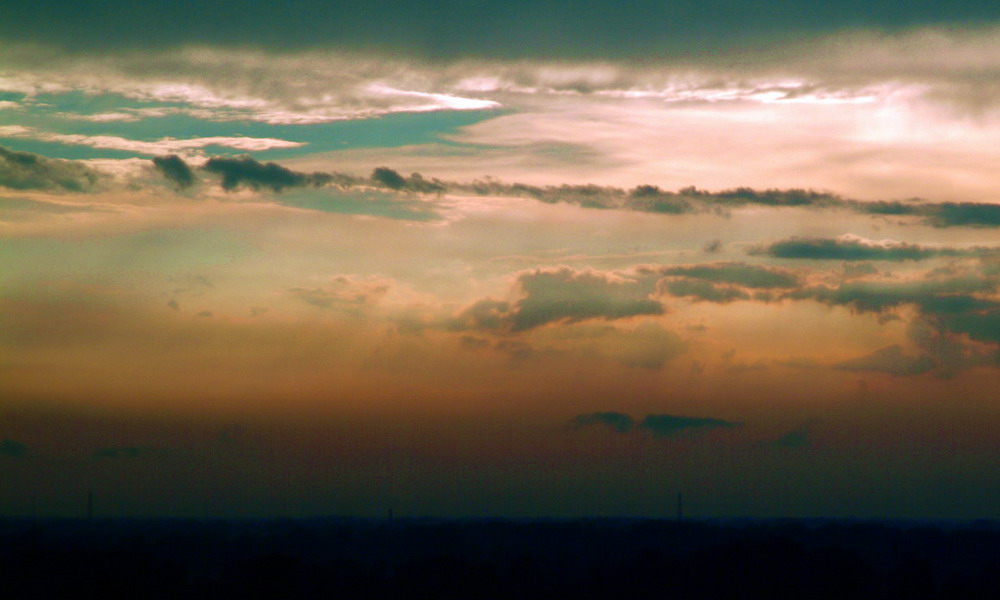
[0,91,506,160]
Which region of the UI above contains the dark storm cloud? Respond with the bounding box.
[835,344,936,376]
[378,177,1000,229]
[757,236,934,261]
[923,203,1000,228]
[781,267,1000,371]
[173,162,1000,231]
[787,276,998,314]
[625,185,695,214]
[452,268,662,332]
[371,167,445,193]
[657,262,800,289]
[0,145,101,191]
[569,412,739,436]
[640,414,740,437]
[478,182,1000,230]
[659,279,751,303]
[570,412,635,433]
[7,1,997,58]
[852,200,1000,228]
[853,200,923,216]
[152,154,195,189]
[453,299,512,331]
[371,167,408,190]
[459,181,841,215]
[510,268,663,331]
[757,236,1000,262]
[0,439,28,458]
[936,309,1000,345]
[773,425,811,449]
[202,156,335,192]
[682,186,844,208]
[0,148,961,229]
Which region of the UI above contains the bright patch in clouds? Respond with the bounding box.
[1,125,303,155]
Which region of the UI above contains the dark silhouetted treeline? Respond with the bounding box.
[2,517,999,599]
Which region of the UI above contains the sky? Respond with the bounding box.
[2,1,1000,520]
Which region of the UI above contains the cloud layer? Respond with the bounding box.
[572,412,741,437]
[0,145,101,191]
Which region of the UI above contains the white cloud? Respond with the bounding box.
[1,125,303,155]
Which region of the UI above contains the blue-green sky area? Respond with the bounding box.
[0,89,502,160]
[3,2,1000,520]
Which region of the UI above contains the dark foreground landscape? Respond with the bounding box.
[2,517,999,599]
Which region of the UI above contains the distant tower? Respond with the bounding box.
[676,492,683,521]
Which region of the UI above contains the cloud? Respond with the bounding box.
[92,446,161,460]
[508,267,662,331]
[289,275,391,309]
[0,145,101,191]
[0,126,303,156]
[371,166,408,190]
[788,275,998,315]
[773,425,811,449]
[452,299,512,331]
[0,439,27,458]
[659,279,751,303]
[703,239,723,254]
[639,414,740,437]
[151,154,195,189]
[570,412,635,433]
[370,167,446,193]
[0,46,502,125]
[381,175,1000,229]
[922,203,1000,228]
[453,267,663,332]
[649,262,798,304]
[453,262,800,334]
[570,412,740,436]
[835,344,936,376]
[755,234,1000,261]
[451,267,669,335]
[0,196,106,221]
[609,322,687,369]
[783,267,1000,371]
[10,137,1000,236]
[203,155,333,192]
[457,180,846,215]
[935,308,1000,346]
[836,201,1000,230]
[657,262,800,289]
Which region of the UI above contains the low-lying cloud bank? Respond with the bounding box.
[450,257,1000,377]
[753,235,1000,261]
[571,412,740,437]
[5,146,1000,229]
[146,154,1000,228]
